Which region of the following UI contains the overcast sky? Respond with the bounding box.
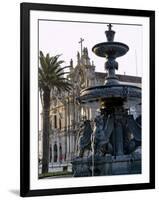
[38,20,143,130]
[39,20,143,77]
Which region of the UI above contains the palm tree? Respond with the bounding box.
[39,51,71,174]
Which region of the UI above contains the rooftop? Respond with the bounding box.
[95,72,141,83]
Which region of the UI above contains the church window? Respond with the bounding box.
[54,115,57,128]
[59,143,62,162]
[59,119,61,130]
[54,143,57,162]
[49,146,52,162]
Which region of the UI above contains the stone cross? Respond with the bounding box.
[78,38,84,56]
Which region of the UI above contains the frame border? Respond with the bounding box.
[20,2,155,197]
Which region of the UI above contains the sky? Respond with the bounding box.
[39,20,143,77]
[38,19,143,130]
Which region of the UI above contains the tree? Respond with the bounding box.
[39,51,71,174]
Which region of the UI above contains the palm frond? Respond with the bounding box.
[55,66,71,75]
[39,51,72,94]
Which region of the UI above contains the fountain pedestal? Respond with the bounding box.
[72,154,141,177]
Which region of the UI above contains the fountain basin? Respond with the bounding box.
[72,153,141,177]
[78,84,141,106]
[92,42,129,58]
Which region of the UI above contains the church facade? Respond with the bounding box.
[38,47,141,173]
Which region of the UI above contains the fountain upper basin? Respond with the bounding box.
[92,42,129,58]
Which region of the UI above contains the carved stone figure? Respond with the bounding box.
[93,114,113,156]
[78,119,93,157]
[124,114,141,154]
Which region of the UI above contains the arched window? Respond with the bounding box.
[54,143,57,162]
[54,115,57,128]
[59,143,62,163]
[49,146,52,162]
[59,119,61,130]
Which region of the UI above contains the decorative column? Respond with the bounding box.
[114,120,124,156]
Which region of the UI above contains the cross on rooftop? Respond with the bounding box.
[78,38,84,56]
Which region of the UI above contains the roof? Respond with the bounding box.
[95,72,141,83]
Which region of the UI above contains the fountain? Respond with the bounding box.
[72,24,141,177]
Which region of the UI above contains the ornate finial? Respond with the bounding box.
[83,47,88,56]
[77,51,80,64]
[81,47,91,65]
[70,59,73,67]
[105,23,115,42]
[107,24,112,31]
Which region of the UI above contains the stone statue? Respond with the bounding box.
[93,115,113,156]
[124,114,142,154]
[78,119,93,157]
